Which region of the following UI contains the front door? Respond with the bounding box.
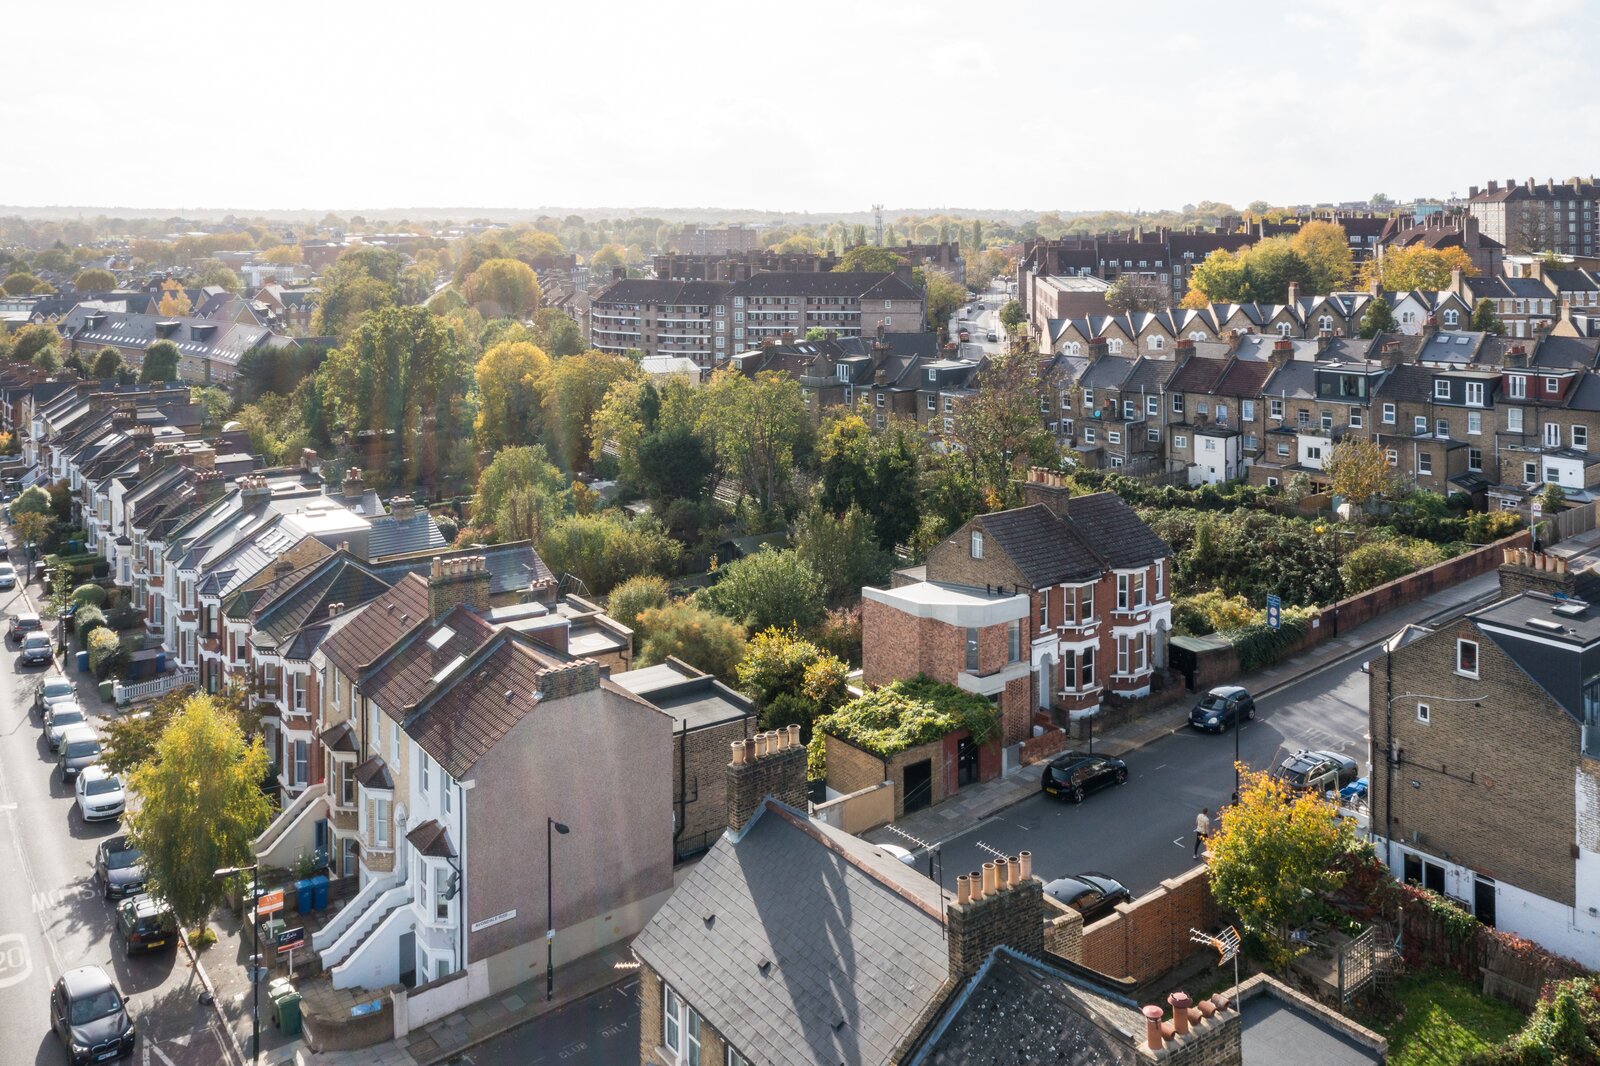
[956,738,980,787]
[1474,877,1497,928]
[902,760,933,813]
[342,837,359,879]
[398,931,416,988]
[313,819,328,865]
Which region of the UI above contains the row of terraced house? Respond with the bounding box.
[1,372,780,1020]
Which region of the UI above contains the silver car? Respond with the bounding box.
[45,702,87,750]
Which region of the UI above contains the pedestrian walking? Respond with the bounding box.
[1194,807,1212,859]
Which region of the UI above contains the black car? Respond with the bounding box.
[116,895,177,954]
[96,836,146,900]
[1040,751,1128,803]
[1189,685,1256,733]
[1273,749,1360,794]
[49,966,136,1064]
[1043,872,1133,924]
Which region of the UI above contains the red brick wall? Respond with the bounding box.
[1081,866,1217,983]
[1323,529,1530,633]
[1020,727,1068,765]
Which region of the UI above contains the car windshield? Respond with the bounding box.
[44,680,72,696]
[64,740,101,758]
[1199,695,1228,711]
[24,634,50,647]
[68,986,122,1025]
[85,776,121,796]
[51,709,85,727]
[106,846,142,870]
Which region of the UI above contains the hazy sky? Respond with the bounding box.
[11,0,1599,214]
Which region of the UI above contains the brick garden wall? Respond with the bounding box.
[1319,529,1531,634]
[1082,865,1218,983]
[1019,727,1068,766]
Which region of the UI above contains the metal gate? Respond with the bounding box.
[1338,926,1377,1007]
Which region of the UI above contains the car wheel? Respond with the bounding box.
[1069,786,1085,803]
[1115,768,1128,786]
[1246,705,1256,721]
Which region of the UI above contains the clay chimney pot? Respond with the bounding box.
[994,857,1010,888]
[788,723,801,748]
[981,861,998,897]
[730,740,746,765]
[956,874,970,904]
[1168,992,1192,1035]
[1143,1006,1166,1051]
[1197,999,1217,1019]
[1018,851,1032,879]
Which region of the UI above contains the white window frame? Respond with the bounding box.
[1508,407,1525,433]
[1418,452,1432,475]
[1456,638,1479,679]
[1382,403,1395,425]
[1417,702,1430,724]
[1508,375,1527,400]
[1269,397,1283,419]
[1467,411,1481,436]
[1575,425,1589,450]
[1038,587,1050,632]
[292,740,309,787]
[1433,380,1449,400]
[970,531,983,559]
[1465,381,1484,406]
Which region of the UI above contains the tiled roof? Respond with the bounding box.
[1213,358,1275,398]
[364,604,496,720]
[318,573,432,674]
[1167,354,1230,394]
[633,802,949,1066]
[1061,492,1172,571]
[319,720,358,753]
[593,278,729,305]
[405,820,456,859]
[1532,335,1600,370]
[366,509,447,559]
[730,271,921,302]
[402,632,565,778]
[976,505,1102,585]
[371,542,554,598]
[353,756,393,790]
[250,554,394,648]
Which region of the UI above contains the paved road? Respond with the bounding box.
[446,976,639,1066]
[0,572,232,1065]
[932,652,1373,898]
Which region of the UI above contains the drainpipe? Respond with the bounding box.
[1382,651,1394,870]
[674,716,686,855]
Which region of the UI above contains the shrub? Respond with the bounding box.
[810,675,999,779]
[74,605,107,646]
[87,626,126,679]
[700,549,825,632]
[1464,509,1524,544]
[1172,590,1260,635]
[107,605,143,631]
[636,603,746,683]
[606,574,670,633]
[539,512,681,595]
[71,584,107,608]
[812,604,863,667]
[1342,537,1446,594]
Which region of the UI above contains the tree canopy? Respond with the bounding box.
[139,339,181,383]
[701,548,826,632]
[73,268,117,291]
[463,257,541,319]
[473,340,551,450]
[1358,245,1476,292]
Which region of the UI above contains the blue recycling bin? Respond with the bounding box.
[310,874,329,911]
[294,878,314,914]
[75,650,89,673]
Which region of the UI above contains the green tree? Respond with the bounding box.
[91,347,124,379]
[923,268,965,330]
[463,258,541,319]
[539,512,680,594]
[1358,295,1396,338]
[312,272,396,340]
[605,574,670,633]
[1206,768,1361,966]
[473,340,551,450]
[949,355,1059,500]
[589,244,627,274]
[735,627,849,738]
[1289,220,1354,293]
[73,268,117,291]
[472,445,566,527]
[794,505,889,606]
[9,323,59,363]
[193,263,243,294]
[636,602,746,682]
[192,387,232,428]
[834,246,907,273]
[127,694,272,931]
[998,299,1025,332]
[701,549,826,631]
[532,307,584,357]
[1104,274,1170,313]
[1469,297,1503,334]
[13,511,53,558]
[1358,245,1475,292]
[804,326,830,342]
[1324,439,1394,505]
[542,350,637,472]
[139,339,181,383]
[697,369,812,512]
[3,272,51,295]
[635,425,714,503]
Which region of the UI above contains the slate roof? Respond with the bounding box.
[366,508,447,559]
[909,947,1142,1065]
[976,505,1102,585]
[1532,335,1600,370]
[1262,359,1318,400]
[247,553,394,650]
[317,572,432,674]
[730,271,921,302]
[1078,356,1136,391]
[371,542,555,599]
[1167,354,1230,394]
[1372,364,1437,407]
[354,756,393,789]
[1214,358,1276,398]
[593,278,729,305]
[632,801,950,1066]
[1061,492,1172,570]
[319,720,358,753]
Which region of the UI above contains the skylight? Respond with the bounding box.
[427,626,455,650]
[430,654,466,685]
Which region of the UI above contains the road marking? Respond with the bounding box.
[1173,837,1187,848]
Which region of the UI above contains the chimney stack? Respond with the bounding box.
[428,554,492,618]
[390,495,416,522]
[1137,990,1237,1059]
[1270,339,1294,367]
[725,726,807,833]
[1087,336,1109,361]
[1286,281,1299,306]
[946,850,1043,979]
[1020,466,1073,518]
[342,466,366,500]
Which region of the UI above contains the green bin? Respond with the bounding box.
[273,989,303,1036]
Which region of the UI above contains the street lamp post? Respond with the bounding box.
[214,864,261,1063]
[546,818,570,1001]
[1315,524,1357,636]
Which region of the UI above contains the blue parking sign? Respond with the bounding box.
[1266,594,1281,629]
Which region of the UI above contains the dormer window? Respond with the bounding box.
[1508,375,1527,399]
[1433,380,1450,399]
[1546,376,1561,392]
[970,531,984,559]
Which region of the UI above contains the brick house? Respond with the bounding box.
[864,470,1173,746]
[1367,553,1600,968]
[631,731,1262,1065]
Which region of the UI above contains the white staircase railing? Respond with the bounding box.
[112,668,197,706]
[321,880,412,970]
[315,872,403,958]
[253,785,328,861]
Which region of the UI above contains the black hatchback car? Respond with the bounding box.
[116,895,177,955]
[96,836,146,900]
[49,965,136,1063]
[1040,751,1128,803]
[1043,872,1134,924]
[1189,685,1256,732]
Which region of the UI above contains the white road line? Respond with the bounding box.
[151,1042,179,1066]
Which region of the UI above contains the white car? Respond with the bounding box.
[44,701,87,750]
[0,562,15,589]
[38,675,74,714]
[75,765,126,821]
